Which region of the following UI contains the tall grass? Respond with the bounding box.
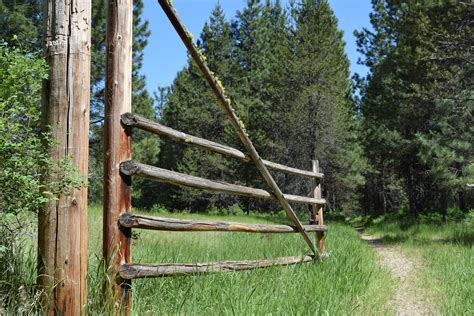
[1,206,395,314]
[88,206,393,314]
[365,218,474,314]
[0,213,42,315]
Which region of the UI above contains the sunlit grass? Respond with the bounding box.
[365,218,474,314]
[88,205,393,314]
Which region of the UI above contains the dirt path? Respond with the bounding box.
[361,235,435,316]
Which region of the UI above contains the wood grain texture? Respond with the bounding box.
[121,112,324,179]
[119,256,314,279]
[103,0,133,312]
[119,213,327,233]
[158,0,316,254]
[39,0,91,313]
[120,161,326,206]
[312,160,326,253]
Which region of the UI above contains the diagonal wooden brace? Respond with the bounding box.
[157,0,316,255]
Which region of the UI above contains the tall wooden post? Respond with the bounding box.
[312,160,326,253]
[103,0,133,312]
[39,0,91,313]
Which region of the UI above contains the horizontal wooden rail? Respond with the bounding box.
[119,213,327,233]
[119,255,314,279]
[120,161,326,206]
[121,113,324,179]
[159,0,316,254]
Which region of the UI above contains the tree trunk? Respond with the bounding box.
[39,0,91,313]
[440,191,448,223]
[458,190,466,212]
[406,161,419,218]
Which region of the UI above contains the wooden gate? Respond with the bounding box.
[103,0,327,312]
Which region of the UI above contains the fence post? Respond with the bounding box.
[38,0,91,313]
[312,160,326,253]
[103,0,133,312]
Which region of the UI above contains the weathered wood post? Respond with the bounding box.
[103,0,133,312]
[312,160,326,253]
[39,0,91,313]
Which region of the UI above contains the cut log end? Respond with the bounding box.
[119,212,135,227]
[121,112,137,126]
[120,160,140,176]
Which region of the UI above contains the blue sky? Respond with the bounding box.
[141,0,373,94]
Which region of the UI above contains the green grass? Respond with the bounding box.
[365,218,474,314]
[87,205,393,315]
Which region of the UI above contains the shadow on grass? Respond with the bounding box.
[438,231,474,247]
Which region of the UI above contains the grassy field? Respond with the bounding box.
[5,206,472,314]
[87,205,394,314]
[0,206,474,315]
[365,217,474,315]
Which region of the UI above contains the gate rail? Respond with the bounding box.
[103,0,328,312]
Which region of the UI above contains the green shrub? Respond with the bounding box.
[150,203,170,214]
[447,208,467,222]
[0,41,49,311]
[419,212,443,225]
[0,42,82,312]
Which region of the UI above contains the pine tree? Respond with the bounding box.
[284,0,364,211]
[231,0,290,153]
[356,1,473,217]
[226,0,293,211]
[0,0,43,51]
[154,4,236,210]
[158,0,365,213]
[416,5,473,215]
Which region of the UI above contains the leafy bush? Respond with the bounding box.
[447,208,467,222]
[150,204,170,214]
[0,42,87,312]
[0,42,48,218]
[0,41,50,311]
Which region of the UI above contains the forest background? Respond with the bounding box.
[1,0,472,221]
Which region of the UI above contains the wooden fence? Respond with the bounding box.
[103,0,327,312]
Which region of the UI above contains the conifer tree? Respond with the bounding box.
[0,0,43,51]
[155,4,236,210]
[356,1,472,217]
[228,0,292,208]
[285,0,365,211]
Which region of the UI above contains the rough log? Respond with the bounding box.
[120,161,326,206]
[119,213,327,233]
[158,0,316,254]
[103,0,133,312]
[119,256,314,279]
[121,113,324,179]
[312,160,326,253]
[39,0,90,313]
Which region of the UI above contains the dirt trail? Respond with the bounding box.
[361,235,435,316]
